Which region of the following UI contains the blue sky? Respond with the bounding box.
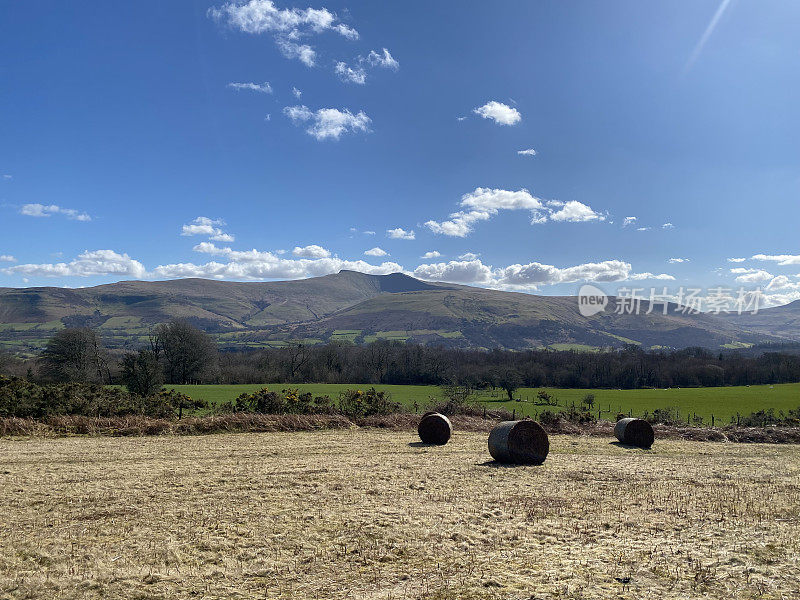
[1,0,799,306]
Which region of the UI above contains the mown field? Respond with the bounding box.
[166,382,800,424]
[1,430,798,599]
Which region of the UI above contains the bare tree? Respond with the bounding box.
[40,328,109,383]
[154,320,217,384]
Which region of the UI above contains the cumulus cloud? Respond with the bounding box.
[727,257,746,263]
[517,148,537,156]
[629,272,676,281]
[751,253,800,266]
[730,267,774,283]
[547,200,605,223]
[292,244,331,258]
[425,188,605,237]
[283,105,371,140]
[668,258,689,263]
[335,48,398,84]
[292,86,302,98]
[2,250,146,279]
[473,101,521,126]
[458,252,480,260]
[387,227,415,240]
[19,204,91,221]
[181,217,234,242]
[227,81,272,93]
[662,222,675,229]
[364,247,388,257]
[0,255,16,262]
[208,0,358,66]
[366,48,399,70]
[334,61,366,84]
[623,216,637,227]
[421,251,441,259]
[413,260,494,285]
[158,242,401,280]
[412,258,644,290]
[636,227,651,231]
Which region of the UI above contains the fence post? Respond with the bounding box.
[512,408,516,420]
[711,414,714,427]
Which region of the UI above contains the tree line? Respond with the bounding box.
[1,320,799,391]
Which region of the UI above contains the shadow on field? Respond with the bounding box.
[610,441,652,450]
[476,460,540,469]
[408,441,445,448]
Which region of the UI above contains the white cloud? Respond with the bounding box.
[2,250,146,279]
[662,222,675,229]
[414,260,494,285]
[363,230,376,236]
[424,210,493,237]
[181,217,234,242]
[276,38,316,66]
[208,0,358,66]
[636,227,651,231]
[160,242,401,280]
[19,203,91,221]
[629,272,676,281]
[730,267,774,283]
[335,61,366,84]
[751,253,800,266]
[499,260,633,287]
[364,247,388,257]
[458,252,480,260]
[668,258,690,263]
[548,200,605,223]
[421,251,441,259]
[366,48,399,70]
[292,244,331,258]
[283,105,371,140]
[387,227,415,240]
[2,174,11,180]
[727,257,746,263]
[0,255,16,262]
[425,188,605,236]
[473,101,521,126]
[517,148,537,156]
[292,86,302,98]
[227,81,273,93]
[413,258,645,290]
[623,216,637,227]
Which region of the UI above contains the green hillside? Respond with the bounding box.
[0,270,786,353]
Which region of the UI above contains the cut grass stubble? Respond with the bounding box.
[1,430,799,599]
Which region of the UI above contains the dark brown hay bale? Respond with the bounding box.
[487,420,549,464]
[614,418,654,448]
[417,412,452,445]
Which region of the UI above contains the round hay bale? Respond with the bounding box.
[614,418,654,448]
[417,412,452,445]
[487,420,549,464]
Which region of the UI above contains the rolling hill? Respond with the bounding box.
[0,270,788,353]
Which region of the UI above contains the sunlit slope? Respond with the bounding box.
[0,270,784,350]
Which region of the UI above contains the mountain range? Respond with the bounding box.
[0,270,797,354]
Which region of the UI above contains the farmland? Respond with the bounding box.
[166,382,800,424]
[1,430,798,599]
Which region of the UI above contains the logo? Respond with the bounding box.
[578,284,608,317]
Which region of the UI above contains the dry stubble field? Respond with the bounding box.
[1,430,799,600]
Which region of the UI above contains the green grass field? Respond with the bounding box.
[166,382,800,424]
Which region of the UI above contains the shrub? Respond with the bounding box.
[230,387,333,415]
[338,388,400,419]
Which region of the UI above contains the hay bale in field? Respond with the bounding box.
[417,412,452,445]
[614,417,654,448]
[487,420,549,464]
